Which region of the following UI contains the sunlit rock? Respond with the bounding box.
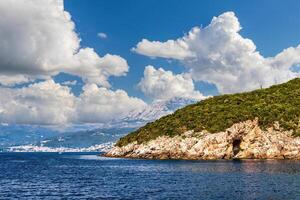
[105,119,300,160]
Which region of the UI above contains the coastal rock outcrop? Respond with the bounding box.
[104,119,300,160]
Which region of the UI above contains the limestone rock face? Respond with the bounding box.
[104,119,300,160]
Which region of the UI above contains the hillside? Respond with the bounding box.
[116,78,300,147]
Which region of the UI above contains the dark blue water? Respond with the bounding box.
[0,153,299,200]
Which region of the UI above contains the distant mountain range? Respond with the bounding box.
[0,126,135,152]
[1,97,199,152]
[0,125,61,149]
[5,127,135,152]
[35,127,134,149]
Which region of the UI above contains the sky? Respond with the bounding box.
[0,0,300,126]
[64,0,300,98]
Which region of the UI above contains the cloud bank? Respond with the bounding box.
[0,0,145,125]
[134,12,300,93]
[0,80,146,125]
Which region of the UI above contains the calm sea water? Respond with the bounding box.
[0,152,299,200]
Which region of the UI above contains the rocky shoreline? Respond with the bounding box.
[104,119,300,160]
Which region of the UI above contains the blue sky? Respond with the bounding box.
[0,0,300,126]
[64,0,300,100]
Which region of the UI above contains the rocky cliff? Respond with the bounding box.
[104,119,300,160]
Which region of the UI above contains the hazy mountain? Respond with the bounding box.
[121,97,199,124]
[36,127,134,149]
[0,125,61,149]
[1,126,135,152]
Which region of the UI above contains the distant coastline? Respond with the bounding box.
[2,143,113,153]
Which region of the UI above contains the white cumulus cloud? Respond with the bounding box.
[76,84,146,123]
[0,0,147,126]
[65,49,128,87]
[133,39,194,60]
[134,12,300,94]
[0,0,128,86]
[0,80,146,125]
[138,65,206,101]
[0,80,76,125]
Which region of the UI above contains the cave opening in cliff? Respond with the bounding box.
[233,139,241,157]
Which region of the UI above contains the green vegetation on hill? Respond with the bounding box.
[117,78,300,147]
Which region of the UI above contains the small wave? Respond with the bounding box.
[74,154,122,160]
[9,160,28,163]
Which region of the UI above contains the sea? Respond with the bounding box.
[0,152,299,200]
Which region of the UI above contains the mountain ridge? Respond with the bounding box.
[121,97,198,123]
